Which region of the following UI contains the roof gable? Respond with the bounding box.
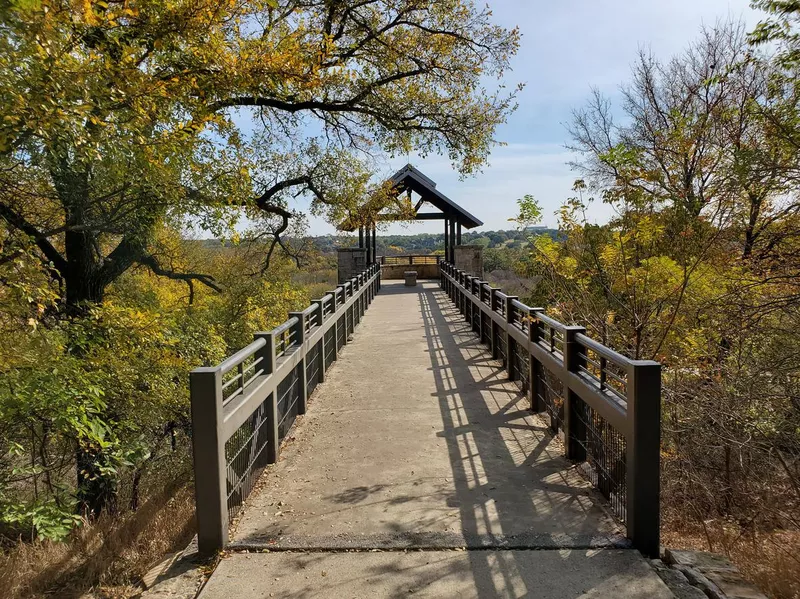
[388,164,483,229]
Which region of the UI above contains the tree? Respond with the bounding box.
[521,20,800,580]
[0,0,521,315]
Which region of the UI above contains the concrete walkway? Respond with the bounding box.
[200,281,673,599]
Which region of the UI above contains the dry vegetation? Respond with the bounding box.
[0,480,195,599]
[663,523,800,599]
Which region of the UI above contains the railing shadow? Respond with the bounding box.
[416,284,622,597]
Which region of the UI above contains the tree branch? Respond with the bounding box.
[0,202,68,274]
[137,253,222,293]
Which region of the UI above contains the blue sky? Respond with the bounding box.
[299,0,760,236]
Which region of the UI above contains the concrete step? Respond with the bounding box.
[199,549,674,599]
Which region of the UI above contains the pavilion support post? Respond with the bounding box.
[457,222,462,246]
[365,226,371,264]
[449,219,456,263]
[444,218,449,263]
[358,226,364,248]
[372,224,377,264]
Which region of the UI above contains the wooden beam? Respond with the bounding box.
[375,212,447,222]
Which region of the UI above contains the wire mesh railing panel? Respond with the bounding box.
[306,340,322,397]
[538,365,564,432]
[324,327,337,369]
[575,396,628,524]
[497,329,508,367]
[277,365,300,441]
[512,342,530,393]
[481,312,491,346]
[225,395,271,521]
[336,314,346,350]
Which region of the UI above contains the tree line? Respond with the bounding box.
[304,227,557,254]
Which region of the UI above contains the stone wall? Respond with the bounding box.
[380,263,440,280]
[337,248,367,284]
[454,245,484,278]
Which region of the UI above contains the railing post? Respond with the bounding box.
[351,277,359,324]
[479,282,489,344]
[311,300,326,383]
[453,269,459,306]
[528,308,544,412]
[253,332,279,464]
[355,274,361,312]
[358,273,365,316]
[455,270,463,313]
[464,276,473,324]
[448,264,454,297]
[563,326,587,462]
[505,295,518,380]
[327,291,339,363]
[348,281,355,333]
[490,288,499,359]
[190,366,227,555]
[627,360,661,558]
[338,284,350,341]
[471,279,482,333]
[289,311,308,415]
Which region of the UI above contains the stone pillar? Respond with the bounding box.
[454,245,484,278]
[338,248,367,283]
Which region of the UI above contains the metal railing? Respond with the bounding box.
[379,254,441,266]
[440,262,661,557]
[190,263,381,554]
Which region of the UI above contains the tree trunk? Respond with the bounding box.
[63,229,105,313]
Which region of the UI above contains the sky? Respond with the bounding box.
[298,0,761,236]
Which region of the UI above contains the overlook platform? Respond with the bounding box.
[199,281,672,598]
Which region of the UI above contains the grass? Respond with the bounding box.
[0,480,196,599]
[663,519,800,599]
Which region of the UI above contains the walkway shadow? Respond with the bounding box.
[417,284,622,598]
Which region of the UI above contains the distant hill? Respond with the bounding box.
[309,228,558,255]
[187,228,559,257]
